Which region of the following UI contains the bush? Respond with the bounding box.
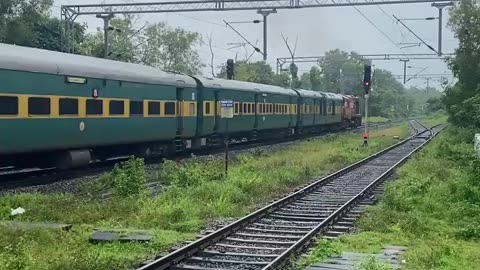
[110,157,146,198]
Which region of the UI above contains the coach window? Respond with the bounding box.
[148,101,161,115]
[130,101,143,116]
[0,96,18,116]
[165,102,176,116]
[86,99,103,115]
[205,102,211,115]
[110,100,125,115]
[234,103,239,114]
[29,97,50,116]
[59,98,79,115]
[243,103,247,115]
[331,101,335,115]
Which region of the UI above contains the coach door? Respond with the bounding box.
[213,91,219,132]
[254,94,260,129]
[176,88,184,134]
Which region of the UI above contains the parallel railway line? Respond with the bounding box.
[137,121,443,270]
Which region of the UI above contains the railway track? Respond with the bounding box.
[0,121,398,191]
[137,121,443,270]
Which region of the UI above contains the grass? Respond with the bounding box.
[300,123,480,270]
[367,116,391,124]
[0,125,410,270]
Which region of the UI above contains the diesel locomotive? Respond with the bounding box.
[0,44,361,169]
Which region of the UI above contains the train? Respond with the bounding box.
[0,43,361,169]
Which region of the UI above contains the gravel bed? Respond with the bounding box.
[0,174,104,196]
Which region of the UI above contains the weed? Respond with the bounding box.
[110,157,146,198]
[296,239,341,268]
[356,256,391,270]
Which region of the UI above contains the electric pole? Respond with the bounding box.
[257,9,277,61]
[425,77,431,95]
[432,2,454,56]
[97,13,114,59]
[400,59,409,84]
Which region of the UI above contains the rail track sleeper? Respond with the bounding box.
[251,223,315,230]
[199,251,279,259]
[185,257,270,266]
[324,230,345,237]
[282,206,337,211]
[224,238,296,246]
[268,214,326,222]
[233,233,302,240]
[335,219,354,225]
[258,219,319,226]
[330,225,351,232]
[213,244,286,252]
[170,265,229,270]
[273,212,330,218]
[243,227,310,235]
[280,209,333,215]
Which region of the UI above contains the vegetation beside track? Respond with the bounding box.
[0,125,409,269]
[300,125,480,270]
[366,116,390,124]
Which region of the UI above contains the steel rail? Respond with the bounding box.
[138,121,442,270]
[263,124,444,269]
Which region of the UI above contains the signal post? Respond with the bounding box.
[363,64,372,146]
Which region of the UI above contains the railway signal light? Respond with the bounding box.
[363,65,372,94]
[226,59,235,80]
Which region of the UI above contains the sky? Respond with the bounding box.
[52,0,458,89]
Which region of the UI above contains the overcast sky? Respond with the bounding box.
[52,0,458,89]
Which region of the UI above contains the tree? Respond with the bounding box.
[426,96,444,113]
[444,0,480,127]
[140,22,204,75]
[317,49,363,95]
[78,16,138,62]
[78,19,204,75]
[0,0,85,52]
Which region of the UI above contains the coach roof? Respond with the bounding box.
[0,43,196,87]
[195,77,298,96]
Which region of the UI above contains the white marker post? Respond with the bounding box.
[220,100,234,176]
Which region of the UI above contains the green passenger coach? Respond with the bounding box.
[0,44,360,169]
[0,43,197,168]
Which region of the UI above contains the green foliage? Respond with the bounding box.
[157,160,223,188]
[0,0,85,52]
[356,256,391,270]
[296,239,341,268]
[140,22,204,75]
[445,1,480,128]
[109,157,146,198]
[78,17,204,75]
[317,49,364,95]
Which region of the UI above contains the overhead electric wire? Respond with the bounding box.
[223,20,263,56]
[336,0,410,61]
[393,14,438,54]
[406,66,429,82]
